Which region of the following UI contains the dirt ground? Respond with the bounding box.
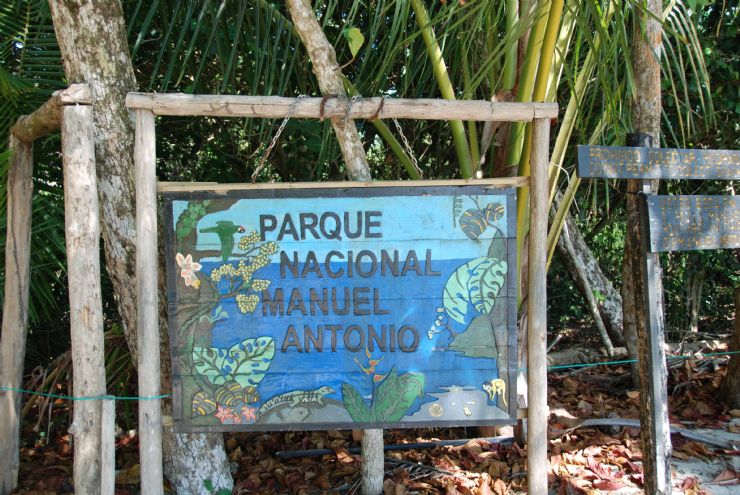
[11,345,740,494]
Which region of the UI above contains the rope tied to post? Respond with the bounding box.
[0,386,170,401]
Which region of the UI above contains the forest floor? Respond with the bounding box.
[11,338,740,495]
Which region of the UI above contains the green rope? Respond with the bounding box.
[524,350,740,372]
[0,387,170,401]
[1,351,738,400]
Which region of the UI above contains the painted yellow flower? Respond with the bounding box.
[176,253,202,288]
[236,294,259,314]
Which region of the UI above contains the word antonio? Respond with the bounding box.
[280,323,420,354]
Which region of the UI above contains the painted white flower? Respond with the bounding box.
[176,253,202,288]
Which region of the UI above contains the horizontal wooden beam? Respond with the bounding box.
[126,93,558,122]
[157,177,529,193]
[11,84,92,143]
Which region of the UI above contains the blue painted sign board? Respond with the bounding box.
[577,145,740,180]
[162,183,518,431]
[644,195,740,252]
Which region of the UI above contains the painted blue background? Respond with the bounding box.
[168,189,515,427]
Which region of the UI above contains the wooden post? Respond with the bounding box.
[0,136,33,495]
[361,429,384,495]
[0,83,88,495]
[637,192,671,492]
[628,133,671,495]
[527,117,550,495]
[134,108,164,494]
[62,100,107,493]
[101,396,116,495]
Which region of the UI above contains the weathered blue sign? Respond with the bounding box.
[577,145,740,180]
[644,195,740,252]
[163,183,518,431]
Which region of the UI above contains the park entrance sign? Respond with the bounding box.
[162,182,518,431]
[126,93,556,494]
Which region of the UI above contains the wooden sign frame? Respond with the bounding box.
[643,195,740,252]
[577,144,740,179]
[127,93,557,495]
[161,181,519,432]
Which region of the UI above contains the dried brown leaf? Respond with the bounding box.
[711,468,738,484]
[492,478,508,495]
[592,479,624,491]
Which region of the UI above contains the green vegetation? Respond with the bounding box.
[1,0,737,369]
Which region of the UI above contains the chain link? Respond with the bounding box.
[251,94,305,182]
[344,95,359,124]
[392,118,423,178]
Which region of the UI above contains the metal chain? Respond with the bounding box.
[343,95,359,124]
[392,118,423,178]
[251,94,305,182]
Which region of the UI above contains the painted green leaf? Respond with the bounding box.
[191,347,225,386]
[447,314,497,359]
[443,257,508,324]
[371,367,424,422]
[344,27,365,58]
[487,228,506,261]
[192,336,275,388]
[342,382,374,422]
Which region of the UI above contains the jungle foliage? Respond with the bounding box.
[0,0,738,368]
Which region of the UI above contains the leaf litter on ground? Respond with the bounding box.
[11,344,740,494]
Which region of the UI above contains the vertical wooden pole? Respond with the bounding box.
[0,136,33,495]
[628,133,671,494]
[527,117,550,495]
[637,192,671,494]
[62,101,107,493]
[101,396,116,495]
[134,109,164,494]
[361,429,384,495]
[638,192,671,492]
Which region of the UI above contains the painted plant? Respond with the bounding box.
[172,200,280,425]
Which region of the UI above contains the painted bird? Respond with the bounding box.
[199,221,246,261]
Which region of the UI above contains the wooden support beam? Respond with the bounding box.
[361,429,384,495]
[126,93,558,121]
[10,84,91,143]
[0,136,33,495]
[63,101,106,493]
[134,109,164,495]
[637,189,671,493]
[527,118,550,495]
[101,397,116,495]
[0,83,90,494]
[157,177,529,192]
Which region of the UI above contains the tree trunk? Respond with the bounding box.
[627,0,670,492]
[283,1,379,493]
[47,2,232,493]
[624,2,665,384]
[685,253,705,334]
[285,0,371,182]
[551,193,624,348]
[719,287,740,408]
